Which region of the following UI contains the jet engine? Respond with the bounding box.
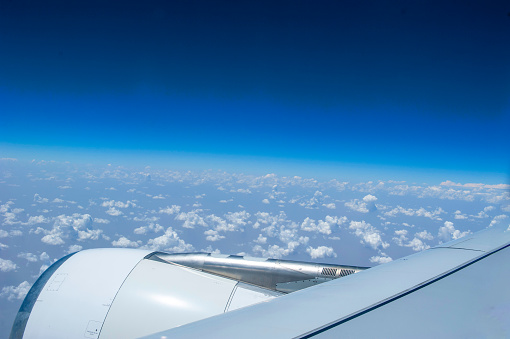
[10,248,366,339]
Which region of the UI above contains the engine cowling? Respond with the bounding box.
[10,249,280,339]
[11,249,367,338]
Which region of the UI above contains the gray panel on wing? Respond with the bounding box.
[313,244,510,338]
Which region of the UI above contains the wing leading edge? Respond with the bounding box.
[144,224,510,338]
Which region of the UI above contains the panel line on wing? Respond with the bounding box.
[224,283,239,313]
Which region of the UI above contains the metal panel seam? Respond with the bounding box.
[97,252,156,339]
[224,282,239,313]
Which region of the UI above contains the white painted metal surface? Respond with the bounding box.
[312,244,510,338]
[99,259,279,338]
[143,224,510,338]
[22,248,150,339]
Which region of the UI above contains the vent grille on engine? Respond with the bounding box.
[339,269,355,277]
[321,267,337,276]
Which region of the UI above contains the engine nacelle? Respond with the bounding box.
[10,249,280,339]
[11,249,367,338]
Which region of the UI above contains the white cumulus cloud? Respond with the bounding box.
[306,246,337,259]
[159,205,181,215]
[18,252,38,262]
[300,216,346,235]
[345,199,369,213]
[102,200,136,208]
[0,281,31,301]
[384,206,445,221]
[363,194,378,202]
[25,215,50,225]
[0,258,18,272]
[41,233,65,245]
[349,220,389,250]
[370,255,393,264]
[204,230,225,242]
[176,210,208,229]
[254,234,267,244]
[105,207,123,216]
[144,227,194,253]
[112,236,140,248]
[489,215,508,228]
[438,221,471,243]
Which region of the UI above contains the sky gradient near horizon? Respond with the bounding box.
[1,0,509,182]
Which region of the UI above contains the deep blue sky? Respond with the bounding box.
[1,0,509,182]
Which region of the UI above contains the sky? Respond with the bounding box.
[1,0,509,183]
[1,2,510,336]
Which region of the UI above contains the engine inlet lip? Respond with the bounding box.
[9,252,77,339]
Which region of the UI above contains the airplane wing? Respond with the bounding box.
[11,224,510,338]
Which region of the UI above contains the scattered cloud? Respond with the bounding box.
[33,194,49,203]
[25,215,50,225]
[252,243,302,259]
[0,281,31,301]
[254,234,267,244]
[34,213,103,245]
[204,229,225,242]
[176,210,208,229]
[102,200,136,209]
[454,210,468,220]
[144,227,194,253]
[0,258,17,272]
[40,233,65,245]
[134,223,164,235]
[438,221,471,243]
[370,255,393,264]
[383,206,445,221]
[112,236,140,248]
[298,191,324,209]
[105,207,123,216]
[393,229,430,251]
[489,215,508,228]
[345,199,369,213]
[231,188,252,194]
[300,216,346,235]
[159,205,181,215]
[18,252,38,262]
[306,246,337,259]
[363,194,378,202]
[441,181,510,190]
[349,220,389,250]
[415,230,434,241]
